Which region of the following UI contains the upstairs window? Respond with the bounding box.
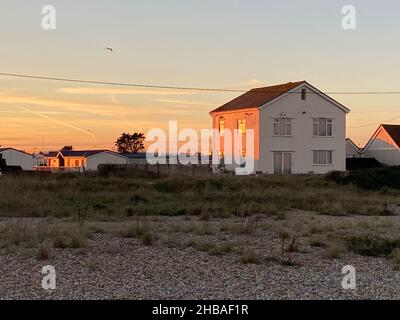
[313,118,333,137]
[219,118,225,136]
[238,119,246,134]
[273,118,292,136]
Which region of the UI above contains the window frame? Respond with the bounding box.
[313,150,333,166]
[273,118,292,137]
[219,118,225,136]
[313,118,333,137]
[238,119,246,134]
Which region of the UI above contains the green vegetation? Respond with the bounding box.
[0,172,397,219]
[327,167,400,191]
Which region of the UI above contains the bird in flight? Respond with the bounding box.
[105,47,113,53]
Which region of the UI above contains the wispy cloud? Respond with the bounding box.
[19,107,96,139]
[0,92,115,116]
[58,87,199,95]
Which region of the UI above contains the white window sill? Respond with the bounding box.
[272,135,293,137]
[312,136,333,138]
[312,164,334,166]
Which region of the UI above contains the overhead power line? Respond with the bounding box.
[1,72,400,95]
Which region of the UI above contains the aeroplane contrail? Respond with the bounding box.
[19,106,96,139]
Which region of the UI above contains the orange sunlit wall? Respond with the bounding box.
[211,108,259,160]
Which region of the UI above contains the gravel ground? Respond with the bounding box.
[1,213,400,300]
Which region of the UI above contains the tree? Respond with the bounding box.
[115,132,145,154]
[61,145,73,151]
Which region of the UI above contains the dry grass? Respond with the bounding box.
[239,249,261,264]
[325,240,347,259]
[0,174,397,219]
[0,219,90,251]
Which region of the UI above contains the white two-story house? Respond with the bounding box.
[209,81,350,174]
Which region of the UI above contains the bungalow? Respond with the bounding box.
[346,138,363,158]
[363,124,400,166]
[0,148,33,171]
[37,150,128,171]
[209,81,350,174]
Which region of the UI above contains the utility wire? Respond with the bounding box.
[1,72,400,95]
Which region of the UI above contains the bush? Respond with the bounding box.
[346,234,400,257]
[327,167,400,190]
[390,248,400,271]
[325,240,347,259]
[37,241,51,260]
[239,249,260,264]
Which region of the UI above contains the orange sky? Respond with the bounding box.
[2,1,400,153]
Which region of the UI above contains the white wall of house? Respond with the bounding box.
[258,84,347,174]
[363,130,400,166]
[85,152,127,171]
[346,140,363,158]
[0,149,33,170]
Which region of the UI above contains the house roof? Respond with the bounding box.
[363,124,400,151]
[346,138,363,152]
[44,151,58,158]
[124,152,147,159]
[210,81,306,113]
[381,124,400,148]
[59,150,109,157]
[0,147,33,157]
[58,150,127,159]
[210,81,350,114]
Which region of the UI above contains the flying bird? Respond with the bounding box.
[105,47,113,53]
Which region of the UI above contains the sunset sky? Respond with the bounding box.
[1,0,400,152]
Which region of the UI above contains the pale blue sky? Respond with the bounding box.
[0,0,400,150]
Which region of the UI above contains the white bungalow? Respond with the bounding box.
[0,148,33,171]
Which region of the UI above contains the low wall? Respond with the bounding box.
[100,163,212,177]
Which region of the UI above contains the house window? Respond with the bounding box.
[301,89,306,100]
[75,160,80,167]
[313,151,333,165]
[273,118,292,136]
[219,118,225,136]
[313,118,333,137]
[238,119,246,134]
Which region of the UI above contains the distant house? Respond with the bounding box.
[34,151,58,167]
[363,124,400,166]
[125,152,148,165]
[0,148,33,171]
[346,138,363,158]
[36,150,127,172]
[209,81,350,174]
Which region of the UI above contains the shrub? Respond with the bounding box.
[390,248,400,271]
[37,241,51,260]
[142,232,154,246]
[327,167,400,190]
[346,234,400,257]
[325,240,347,259]
[239,249,260,264]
